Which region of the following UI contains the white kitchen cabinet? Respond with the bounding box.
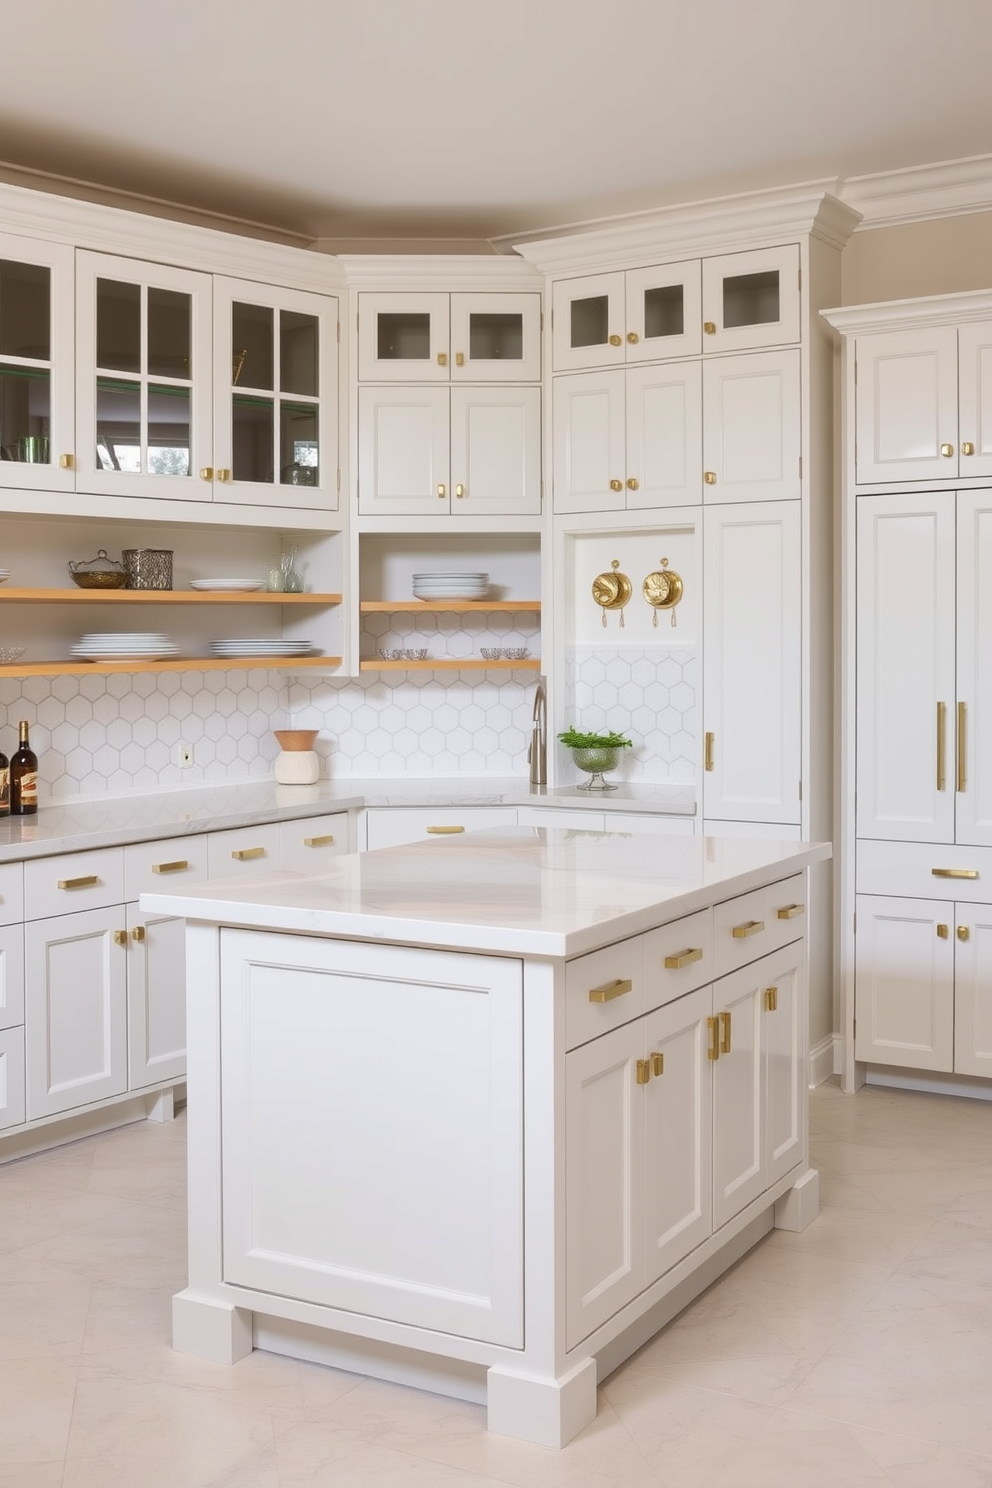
[277,812,352,869]
[358,291,541,382]
[125,902,187,1089]
[0,233,76,495]
[207,822,282,878]
[953,900,992,1077]
[703,501,802,826]
[700,245,801,355]
[701,349,801,504]
[0,923,25,1033]
[218,929,525,1344]
[0,1027,25,1131]
[358,384,541,516]
[363,805,518,850]
[552,261,701,371]
[854,322,992,485]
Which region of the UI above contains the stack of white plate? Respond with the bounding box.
[208,638,319,658]
[189,578,265,592]
[412,572,489,601]
[71,632,180,662]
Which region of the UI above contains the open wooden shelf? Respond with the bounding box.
[0,588,342,605]
[360,657,540,671]
[359,600,540,613]
[0,655,343,679]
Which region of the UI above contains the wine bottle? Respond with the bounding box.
[0,741,8,817]
[10,719,37,815]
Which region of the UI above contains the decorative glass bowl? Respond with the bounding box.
[569,745,624,792]
[0,646,26,665]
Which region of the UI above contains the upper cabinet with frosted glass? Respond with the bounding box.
[551,245,800,370]
[357,292,541,382]
[0,233,76,495]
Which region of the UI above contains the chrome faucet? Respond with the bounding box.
[528,677,547,788]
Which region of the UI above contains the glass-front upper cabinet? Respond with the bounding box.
[212,278,337,511]
[358,293,540,382]
[75,251,213,502]
[700,245,801,354]
[552,263,701,371]
[0,233,75,494]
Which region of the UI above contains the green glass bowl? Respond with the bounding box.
[569,745,623,791]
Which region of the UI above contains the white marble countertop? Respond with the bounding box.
[0,777,695,863]
[143,828,830,958]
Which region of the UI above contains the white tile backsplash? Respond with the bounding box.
[562,645,697,785]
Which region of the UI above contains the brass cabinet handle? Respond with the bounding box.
[199,467,214,480]
[455,483,466,498]
[937,701,947,790]
[113,929,128,946]
[304,835,335,847]
[958,701,967,792]
[437,352,447,366]
[609,478,624,491]
[707,1015,720,1061]
[608,334,622,346]
[152,859,189,874]
[588,977,632,1004]
[636,1058,651,1085]
[940,443,954,457]
[777,903,805,920]
[703,321,717,335]
[426,825,465,835]
[455,351,465,366]
[627,331,639,344]
[132,925,146,943]
[58,875,99,890]
[437,483,446,499]
[216,468,232,482]
[937,923,949,938]
[59,453,74,470]
[719,1009,732,1053]
[651,1051,664,1077]
[664,946,704,969]
[704,732,715,772]
[932,867,979,880]
[704,471,717,484]
[764,985,778,1011]
[962,441,975,456]
[958,925,971,942]
[232,847,266,861]
[732,919,765,939]
[626,477,639,490]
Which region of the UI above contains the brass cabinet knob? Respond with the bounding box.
[113,929,128,946]
[764,986,778,1012]
[608,334,622,346]
[216,468,231,482]
[636,1058,651,1085]
[455,352,465,366]
[455,483,466,498]
[940,443,954,457]
[437,352,448,366]
[59,453,74,470]
[651,1052,664,1077]
[958,925,971,942]
[627,331,639,343]
[609,478,624,491]
[704,471,717,485]
[437,484,446,499]
[626,477,639,490]
[937,923,949,938]
[703,321,717,335]
[132,925,146,943]
[962,441,975,456]
[200,467,214,480]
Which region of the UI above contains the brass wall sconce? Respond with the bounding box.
[591,559,632,628]
[642,558,684,628]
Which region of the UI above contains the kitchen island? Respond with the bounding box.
[144,826,830,1448]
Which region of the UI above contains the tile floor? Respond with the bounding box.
[1,1079,991,1487]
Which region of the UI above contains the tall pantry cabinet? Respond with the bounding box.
[824,292,992,1092]
[516,189,860,1075]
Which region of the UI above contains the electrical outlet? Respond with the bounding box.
[177,743,193,769]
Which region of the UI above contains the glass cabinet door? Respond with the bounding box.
[357,293,450,382]
[551,273,625,372]
[625,262,702,362]
[213,278,337,512]
[75,251,213,502]
[0,234,75,493]
[701,245,801,354]
[449,293,542,381]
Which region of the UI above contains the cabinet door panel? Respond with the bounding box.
[712,966,763,1229]
[450,385,541,515]
[703,502,802,825]
[626,361,702,509]
[625,261,702,362]
[24,906,128,1119]
[0,1026,25,1132]
[0,233,76,495]
[0,923,25,1032]
[957,321,992,477]
[953,901,992,1077]
[126,903,186,1089]
[854,894,953,1072]
[955,492,992,847]
[450,292,541,382]
[854,328,958,484]
[552,369,626,514]
[551,272,625,372]
[357,292,449,382]
[357,385,450,515]
[566,1021,643,1346]
[702,349,801,503]
[701,245,801,354]
[856,495,956,844]
[761,947,805,1188]
[643,987,712,1284]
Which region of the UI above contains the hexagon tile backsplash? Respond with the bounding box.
[561,646,698,785]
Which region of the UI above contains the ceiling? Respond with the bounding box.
[7,0,992,247]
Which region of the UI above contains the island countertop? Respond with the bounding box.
[142,826,830,958]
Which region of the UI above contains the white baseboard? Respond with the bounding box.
[809,1034,839,1088]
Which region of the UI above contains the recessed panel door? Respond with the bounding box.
[711,964,763,1229]
[625,261,702,362]
[357,292,450,382]
[552,369,626,514]
[701,245,801,354]
[957,321,992,478]
[450,293,541,382]
[854,327,958,485]
[955,492,992,847]
[702,349,801,503]
[761,947,805,1188]
[126,903,186,1089]
[551,272,625,371]
[450,385,541,515]
[0,233,76,494]
[854,894,954,1072]
[953,900,992,1077]
[357,385,450,515]
[626,360,702,509]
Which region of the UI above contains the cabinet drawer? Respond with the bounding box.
[0,862,23,926]
[643,908,714,1010]
[24,847,125,921]
[207,823,281,878]
[565,935,644,1051]
[124,834,211,900]
[713,873,806,977]
[279,813,352,870]
[604,812,696,836]
[517,807,606,831]
[0,1025,25,1131]
[365,807,518,851]
[857,839,992,905]
[0,923,25,1032]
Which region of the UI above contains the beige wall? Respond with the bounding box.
[841,210,992,305]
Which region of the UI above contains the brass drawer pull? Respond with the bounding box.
[152,860,189,874]
[58,875,98,890]
[437,352,448,366]
[732,919,765,939]
[703,321,717,335]
[940,442,954,457]
[651,1051,664,1077]
[932,867,979,880]
[588,977,632,1004]
[764,985,778,1012]
[636,1058,651,1085]
[437,483,446,499]
[719,1010,732,1053]
[232,847,266,861]
[608,333,622,346]
[707,1015,720,1061]
[777,904,805,920]
[704,732,715,771]
[426,825,465,834]
[60,452,75,470]
[937,701,947,790]
[132,925,146,943]
[958,701,967,793]
[304,835,335,847]
[664,947,703,969]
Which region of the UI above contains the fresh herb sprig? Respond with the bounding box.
[557,726,632,749]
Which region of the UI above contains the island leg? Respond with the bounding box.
[487,1356,598,1448]
[774,1167,820,1231]
[173,1290,253,1364]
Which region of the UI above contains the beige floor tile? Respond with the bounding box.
[17,1193,188,1289]
[0,1275,91,1360]
[600,1370,775,1486]
[0,1466,66,1488]
[80,1279,178,1355]
[0,1357,79,1465]
[273,1418,555,1488]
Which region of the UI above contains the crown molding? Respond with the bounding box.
[822,287,992,336]
[336,254,543,292]
[0,179,345,293]
[503,181,861,276]
[843,154,992,231]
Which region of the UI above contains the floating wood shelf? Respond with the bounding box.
[0,588,342,605]
[359,600,540,613]
[0,656,343,679]
[360,658,541,671]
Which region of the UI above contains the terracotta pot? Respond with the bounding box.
[273,729,319,752]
